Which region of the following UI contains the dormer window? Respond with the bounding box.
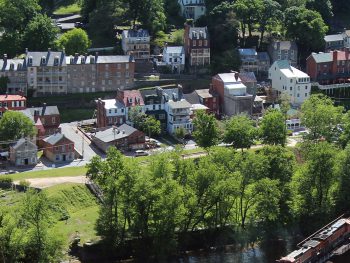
[9,63,15,70]
[17,63,22,70]
[54,56,59,65]
[81,57,85,64]
[128,97,133,104]
[28,56,33,65]
[41,56,46,65]
[90,56,95,64]
[70,56,74,64]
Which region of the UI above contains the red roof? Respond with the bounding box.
[121,90,145,107]
[0,95,26,101]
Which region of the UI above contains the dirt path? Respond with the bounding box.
[14,176,87,189]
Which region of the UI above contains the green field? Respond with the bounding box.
[7,166,87,181]
[54,3,81,15]
[45,183,100,246]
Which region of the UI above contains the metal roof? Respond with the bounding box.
[167,99,191,109]
[0,58,26,71]
[311,52,333,63]
[164,46,184,54]
[43,133,65,145]
[93,124,138,143]
[26,51,66,66]
[123,29,150,38]
[238,48,257,56]
[10,138,37,150]
[66,55,133,64]
[324,34,344,42]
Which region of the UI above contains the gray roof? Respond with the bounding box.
[164,46,184,54]
[0,58,26,71]
[93,124,138,143]
[56,14,82,23]
[189,27,209,39]
[196,89,213,98]
[162,87,182,101]
[239,72,257,83]
[43,133,65,145]
[123,29,150,38]
[270,40,297,51]
[57,23,76,30]
[311,52,333,63]
[238,48,257,56]
[139,87,162,101]
[257,52,270,61]
[167,99,191,109]
[26,51,66,66]
[21,106,60,121]
[276,60,292,69]
[183,91,200,104]
[66,55,133,64]
[10,138,37,150]
[324,34,344,42]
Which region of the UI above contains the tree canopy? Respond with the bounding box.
[259,109,286,146]
[0,111,36,142]
[56,28,91,55]
[192,110,220,149]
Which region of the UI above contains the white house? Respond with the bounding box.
[178,0,206,21]
[161,46,185,73]
[121,29,150,60]
[269,60,311,105]
[164,97,193,134]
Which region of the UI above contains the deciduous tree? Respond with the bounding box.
[0,111,36,142]
[56,28,91,55]
[259,109,286,146]
[192,110,220,150]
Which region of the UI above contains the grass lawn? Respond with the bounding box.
[54,4,81,15]
[45,183,100,247]
[60,108,95,123]
[7,166,87,181]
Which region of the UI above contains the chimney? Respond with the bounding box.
[25,48,28,55]
[62,47,65,55]
[234,72,239,81]
[42,102,47,115]
[5,92,8,98]
[48,48,51,55]
[95,52,99,59]
[74,53,79,59]
[333,50,338,62]
[3,54,7,64]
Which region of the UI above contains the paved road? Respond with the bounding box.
[60,123,102,162]
[14,176,87,188]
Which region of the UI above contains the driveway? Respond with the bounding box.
[60,122,103,162]
[14,176,87,189]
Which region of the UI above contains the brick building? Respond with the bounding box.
[0,94,26,117]
[21,104,60,136]
[184,24,210,68]
[42,133,75,163]
[122,29,150,60]
[306,49,350,84]
[67,54,134,93]
[212,72,253,116]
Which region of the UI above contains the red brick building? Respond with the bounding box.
[184,24,210,67]
[0,94,26,117]
[42,133,75,163]
[21,104,60,136]
[306,49,350,84]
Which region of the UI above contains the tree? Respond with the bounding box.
[192,110,220,149]
[284,6,328,52]
[0,111,36,142]
[211,48,241,75]
[23,14,59,51]
[339,112,350,148]
[56,28,91,55]
[174,126,186,141]
[256,0,282,47]
[259,109,286,146]
[301,94,343,142]
[306,0,333,22]
[223,114,256,151]
[128,106,144,129]
[0,76,9,94]
[142,116,161,137]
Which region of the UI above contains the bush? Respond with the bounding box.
[0,176,13,184]
[19,180,31,187]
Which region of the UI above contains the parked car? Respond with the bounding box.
[135,150,149,157]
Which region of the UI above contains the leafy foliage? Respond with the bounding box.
[259,109,286,146]
[56,28,91,55]
[0,111,36,142]
[192,110,220,149]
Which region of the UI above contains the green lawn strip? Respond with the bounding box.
[54,4,81,15]
[60,108,95,123]
[45,183,100,247]
[7,166,87,181]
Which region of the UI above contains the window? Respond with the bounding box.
[56,155,60,161]
[305,93,308,97]
[52,117,56,124]
[115,109,117,113]
[118,64,121,69]
[193,40,196,46]
[297,93,300,97]
[109,109,112,114]
[55,146,59,151]
[121,108,124,113]
[290,87,293,91]
[305,86,308,90]
[159,114,165,120]
[199,40,202,46]
[204,40,207,46]
[290,79,293,83]
[153,105,156,110]
[108,80,112,85]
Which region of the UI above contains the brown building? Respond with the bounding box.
[184,24,210,67]
[121,29,150,60]
[67,54,135,93]
[42,132,75,163]
[91,124,145,152]
[21,104,60,136]
[306,49,350,84]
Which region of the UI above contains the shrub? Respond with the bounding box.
[19,180,31,187]
[0,176,13,184]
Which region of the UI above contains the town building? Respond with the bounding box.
[25,49,67,97]
[66,53,134,93]
[0,55,27,95]
[238,48,270,79]
[122,29,150,60]
[157,46,185,73]
[42,132,75,163]
[306,49,350,84]
[0,94,26,117]
[139,87,167,130]
[184,88,219,116]
[184,24,210,69]
[164,97,193,134]
[269,60,311,105]
[91,124,145,152]
[96,98,126,128]
[211,72,254,116]
[21,104,60,136]
[178,0,206,20]
[238,72,257,97]
[9,138,38,166]
[325,33,346,51]
[268,40,298,67]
